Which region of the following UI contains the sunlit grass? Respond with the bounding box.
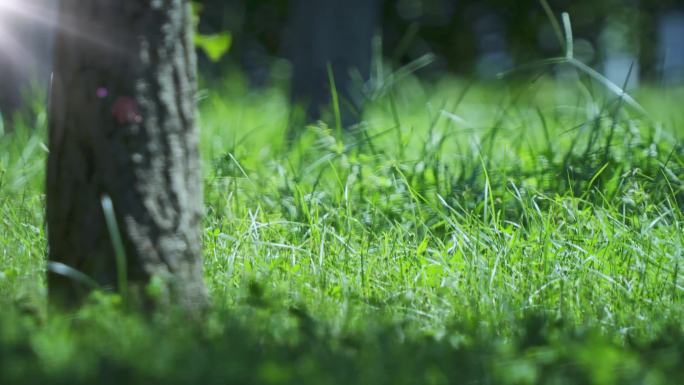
[2,75,684,384]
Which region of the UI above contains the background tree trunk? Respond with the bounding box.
[287,0,380,128]
[47,0,206,310]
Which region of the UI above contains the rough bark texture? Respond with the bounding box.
[288,0,380,128]
[47,0,206,311]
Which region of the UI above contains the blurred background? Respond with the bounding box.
[1,0,683,128]
[191,0,684,84]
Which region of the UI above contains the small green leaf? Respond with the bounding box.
[194,32,232,62]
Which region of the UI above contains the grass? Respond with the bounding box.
[1,71,684,384]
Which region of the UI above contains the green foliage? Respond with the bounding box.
[192,1,232,62]
[194,32,232,62]
[2,74,684,384]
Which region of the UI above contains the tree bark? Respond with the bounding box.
[47,0,206,311]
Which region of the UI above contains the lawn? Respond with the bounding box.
[1,73,684,384]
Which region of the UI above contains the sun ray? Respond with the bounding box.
[0,0,58,28]
[0,0,120,57]
[0,23,33,68]
[0,0,56,88]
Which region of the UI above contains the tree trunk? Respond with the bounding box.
[47,0,206,311]
[637,2,659,82]
[288,0,380,128]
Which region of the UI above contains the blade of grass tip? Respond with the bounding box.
[581,161,610,200]
[539,0,565,53]
[388,91,404,158]
[387,53,435,89]
[48,72,54,119]
[47,261,101,290]
[101,195,128,305]
[391,22,420,64]
[659,167,682,213]
[372,31,384,88]
[496,57,567,79]
[478,153,495,225]
[374,53,436,98]
[327,63,343,135]
[568,58,647,115]
[562,12,574,59]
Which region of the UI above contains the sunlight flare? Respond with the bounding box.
[0,0,56,66]
[0,0,117,64]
